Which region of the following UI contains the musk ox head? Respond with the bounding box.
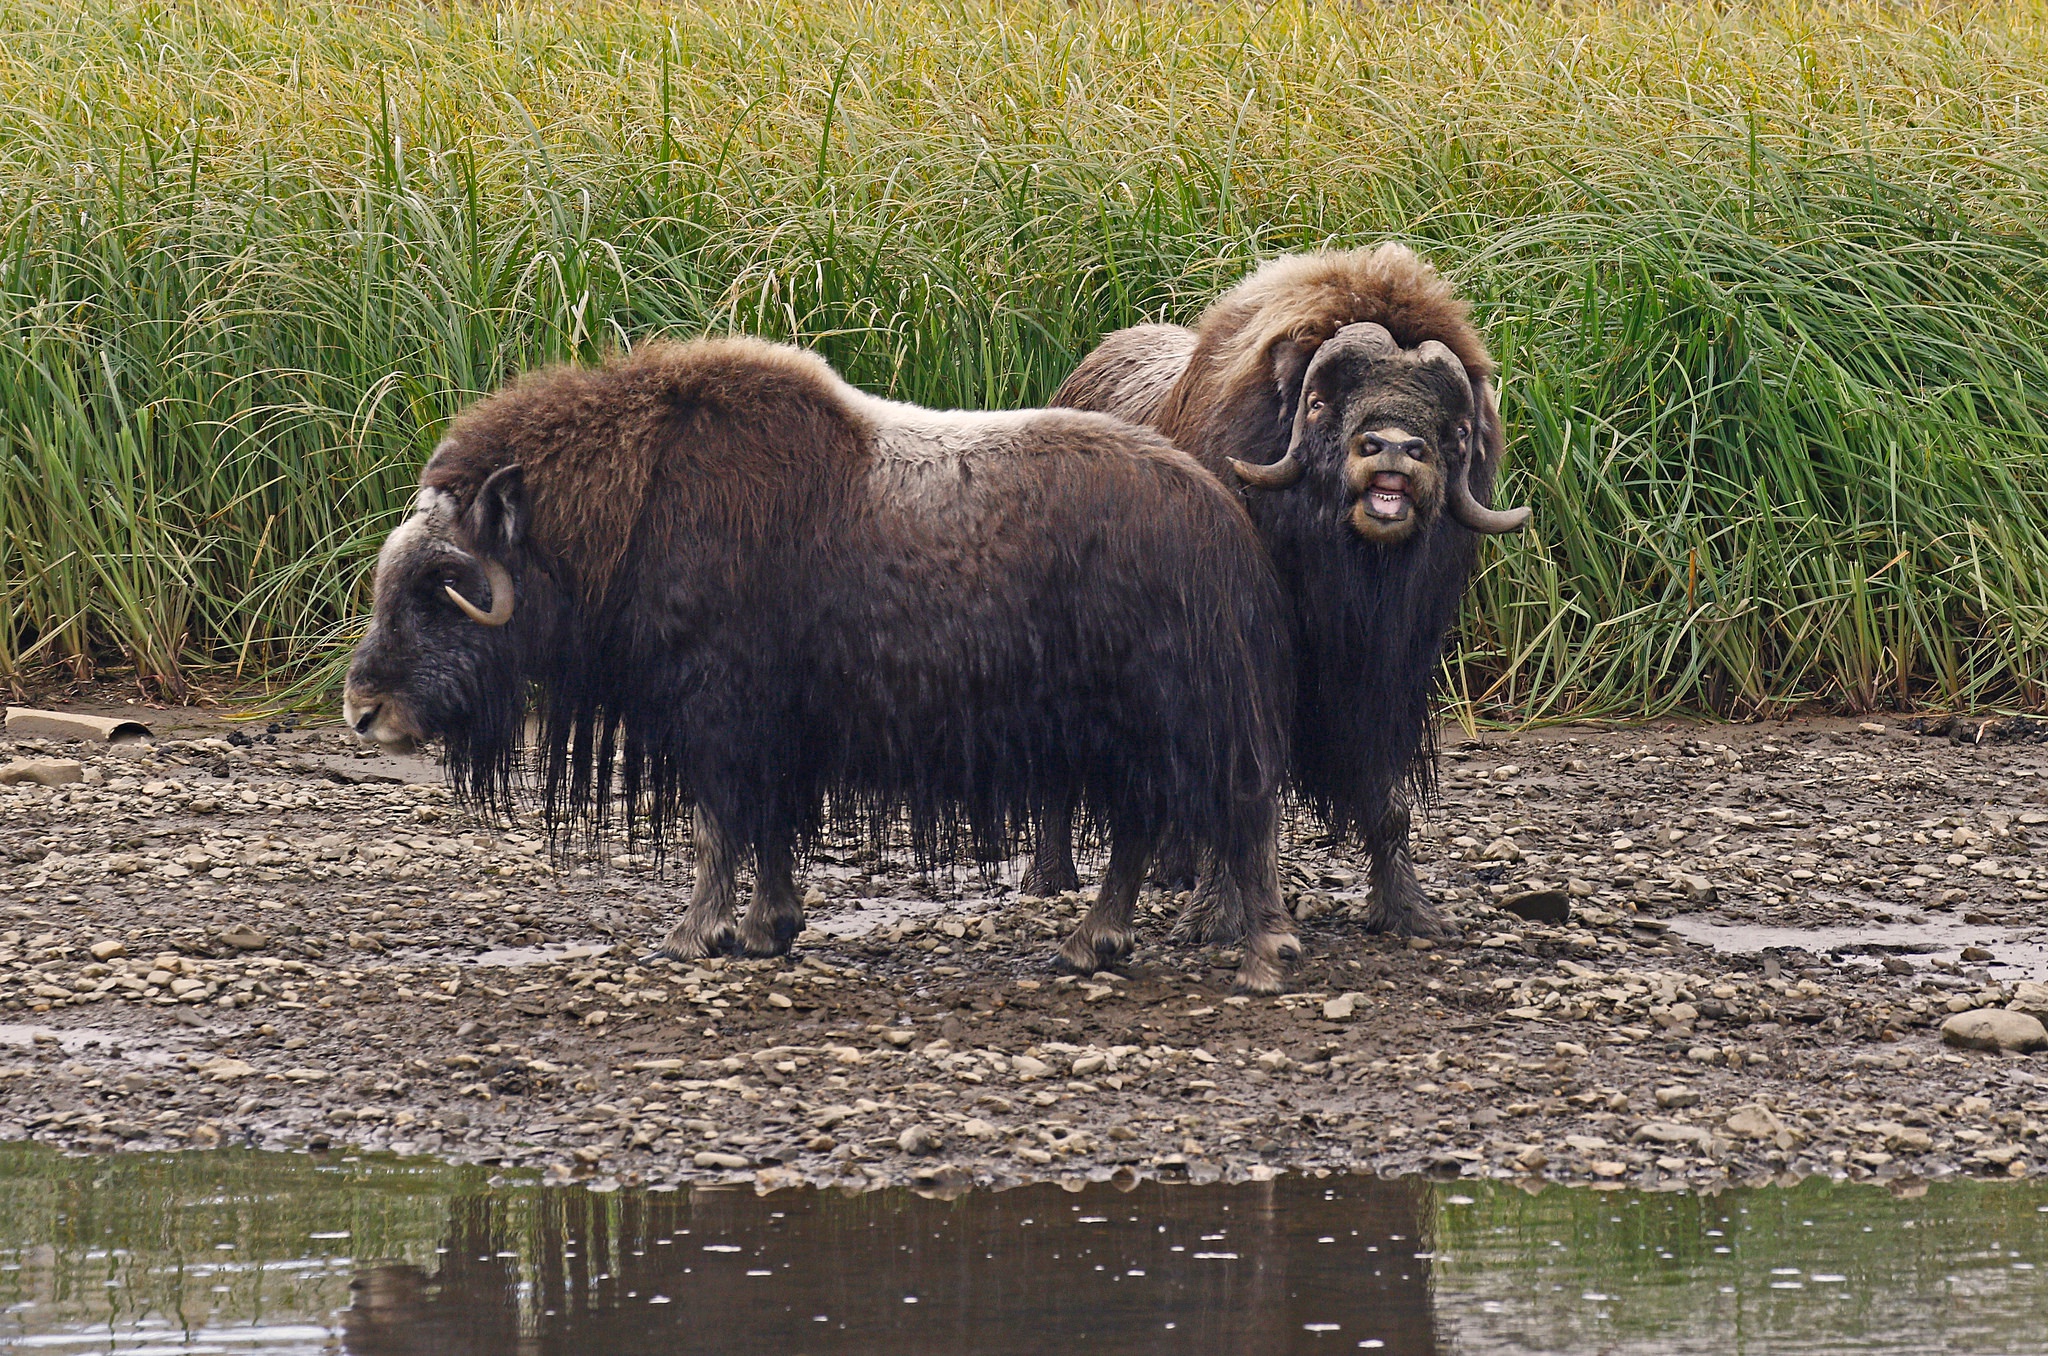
[342,463,531,765]
[1232,323,1531,544]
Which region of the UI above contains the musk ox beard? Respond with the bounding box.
[1035,245,1530,941]
[341,336,1305,992]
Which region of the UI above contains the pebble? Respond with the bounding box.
[1322,993,1359,1021]
[88,940,126,961]
[0,758,84,787]
[694,1151,748,1170]
[2009,981,2048,1021]
[1941,1008,2048,1054]
[898,1125,943,1156]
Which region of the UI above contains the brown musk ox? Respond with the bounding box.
[341,336,1303,992]
[1028,245,1529,941]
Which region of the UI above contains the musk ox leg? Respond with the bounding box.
[1055,830,1156,975]
[1168,856,1244,946]
[1362,789,1450,939]
[1022,803,1082,897]
[656,806,742,959]
[737,837,804,958]
[1228,826,1300,997]
[1149,833,1199,892]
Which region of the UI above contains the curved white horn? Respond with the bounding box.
[445,557,515,626]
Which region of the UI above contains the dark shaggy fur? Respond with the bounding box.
[1044,245,1512,937]
[344,337,1303,991]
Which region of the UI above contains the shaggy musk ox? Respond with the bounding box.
[1034,245,1530,939]
[341,337,1305,992]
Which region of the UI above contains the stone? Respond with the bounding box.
[2007,981,2048,1021]
[898,1125,943,1156]
[1961,946,1995,963]
[1941,1008,2048,1053]
[881,1029,913,1048]
[1502,890,1570,924]
[5,707,150,742]
[0,758,84,788]
[1655,1085,1699,1109]
[693,1151,748,1170]
[1011,1055,1051,1081]
[1481,837,1523,863]
[104,854,142,875]
[89,940,126,961]
[1882,955,1915,975]
[1632,1121,1713,1150]
[1677,875,1717,903]
[219,924,269,951]
[1322,993,1360,1021]
[198,1058,257,1082]
[189,1123,223,1148]
[1725,1104,1801,1148]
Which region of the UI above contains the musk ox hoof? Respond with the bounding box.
[1362,891,1450,940]
[1023,861,1082,897]
[656,916,738,960]
[1054,926,1130,975]
[737,912,800,958]
[1169,899,1244,947]
[1232,933,1301,996]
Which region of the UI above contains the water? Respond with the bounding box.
[0,1147,2041,1354]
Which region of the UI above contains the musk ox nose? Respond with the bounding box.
[1356,429,1426,459]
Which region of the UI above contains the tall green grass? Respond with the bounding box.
[3,0,2048,718]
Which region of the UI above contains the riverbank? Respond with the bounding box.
[0,712,2043,1192]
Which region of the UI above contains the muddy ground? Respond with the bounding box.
[1,705,2045,1195]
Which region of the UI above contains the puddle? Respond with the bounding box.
[807,897,951,937]
[464,941,612,968]
[1668,913,2048,979]
[0,1146,2042,1354]
[0,1025,181,1065]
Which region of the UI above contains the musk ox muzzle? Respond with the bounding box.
[1232,325,1530,541]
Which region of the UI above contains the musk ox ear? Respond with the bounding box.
[467,464,527,557]
[1269,335,1320,419]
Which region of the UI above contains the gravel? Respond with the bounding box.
[0,707,2041,1194]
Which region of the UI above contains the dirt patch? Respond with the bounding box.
[0,714,2042,1193]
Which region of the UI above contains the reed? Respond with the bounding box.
[4,0,2047,718]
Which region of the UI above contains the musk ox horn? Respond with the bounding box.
[1410,341,1532,534]
[1230,324,1401,492]
[445,557,516,626]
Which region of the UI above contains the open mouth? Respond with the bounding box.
[1362,472,1412,521]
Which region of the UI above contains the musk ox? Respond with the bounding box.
[341,336,1304,992]
[1031,245,1529,940]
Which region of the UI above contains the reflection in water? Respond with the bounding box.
[0,1145,2044,1355]
[344,1177,1438,1355]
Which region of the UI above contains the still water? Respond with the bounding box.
[0,1146,2041,1354]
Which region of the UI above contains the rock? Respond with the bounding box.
[1881,955,1915,975]
[1724,1104,1800,1148]
[189,1123,223,1148]
[104,854,142,875]
[1632,1121,1713,1150]
[1322,993,1360,1021]
[1071,1053,1106,1076]
[693,1151,748,1170]
[89,940,126,961]
[1481,837,1523,863]
[766,992,793,1009]
[1655,1085,1699,1109]
[4,707,150,743]
[197,1058,256,1082]
[2007,981,2048,1021]
[1961,946,1995,963]
[1011,1055,1051,1081]
[1941,1008,2048,1053]
[0,758,84,787]
[1502,890,1570,924]
[898,1125,943,1156]
[881,1029,913,1048]
[218,924,269,951]
[1677,875,1717,903]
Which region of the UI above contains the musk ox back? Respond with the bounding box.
[343,337,1303,992]
[1047,245,1529,939]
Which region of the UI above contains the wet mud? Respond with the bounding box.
[0,708,2044,1194]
